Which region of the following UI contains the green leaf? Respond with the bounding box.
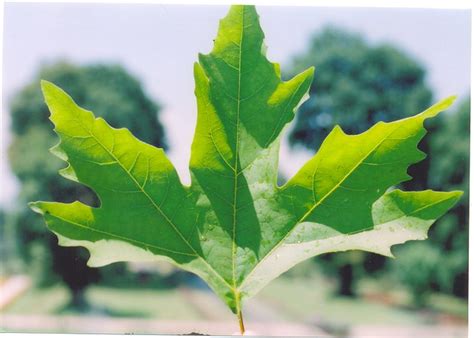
[30,4,462,331]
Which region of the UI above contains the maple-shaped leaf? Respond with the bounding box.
[30,5,462,333]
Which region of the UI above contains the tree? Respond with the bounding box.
[287,27,433,296]
[289,27,432,149]
[428,96,469,298]
[8,61,167,309]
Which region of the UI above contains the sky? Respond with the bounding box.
[1,3,471,209]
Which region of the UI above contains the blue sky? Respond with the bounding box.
[1,3,471,208]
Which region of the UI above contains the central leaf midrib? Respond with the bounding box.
[231,6,245,303]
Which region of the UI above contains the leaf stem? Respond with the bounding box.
[238,310,245,335]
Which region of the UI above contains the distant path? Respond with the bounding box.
[349,325,467,338]
[180,287,329,335]
[1,314,324,335]
[0,275,31,310]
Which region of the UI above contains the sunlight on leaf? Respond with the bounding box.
[30,5,462,334]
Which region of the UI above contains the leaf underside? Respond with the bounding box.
[30,5,462,314]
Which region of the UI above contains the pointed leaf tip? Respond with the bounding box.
[230,4,256,12]
[300,66,315,80]
[29,201,44,215]
[419,95,457,119]
[41,80,76,105]
[451,190,464,200]
[40,80,68,107]
[438,95,457,110]
[40,79,57,94]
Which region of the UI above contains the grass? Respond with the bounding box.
[84,286,201,319]
[357,275,468,320]
[3,271,467,328]
[257,274,419,326]
[3,285,69,315]
[428,293,468,319]
[255,271,467,327]
[3,284,201,320]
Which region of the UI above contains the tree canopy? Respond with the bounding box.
[8,61,167,306]
[289,27,432,150]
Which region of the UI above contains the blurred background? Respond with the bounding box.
[0,3,470,337]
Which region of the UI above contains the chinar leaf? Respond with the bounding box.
[30,5,462,334]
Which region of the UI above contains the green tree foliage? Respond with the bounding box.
[8,61,166,308]
[289,27,432,149]
[393,96,469,303]
[428,97,469,299]
[287,27,437,297]
[30,6,460,331]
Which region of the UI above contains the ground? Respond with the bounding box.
[0,269,467,336]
